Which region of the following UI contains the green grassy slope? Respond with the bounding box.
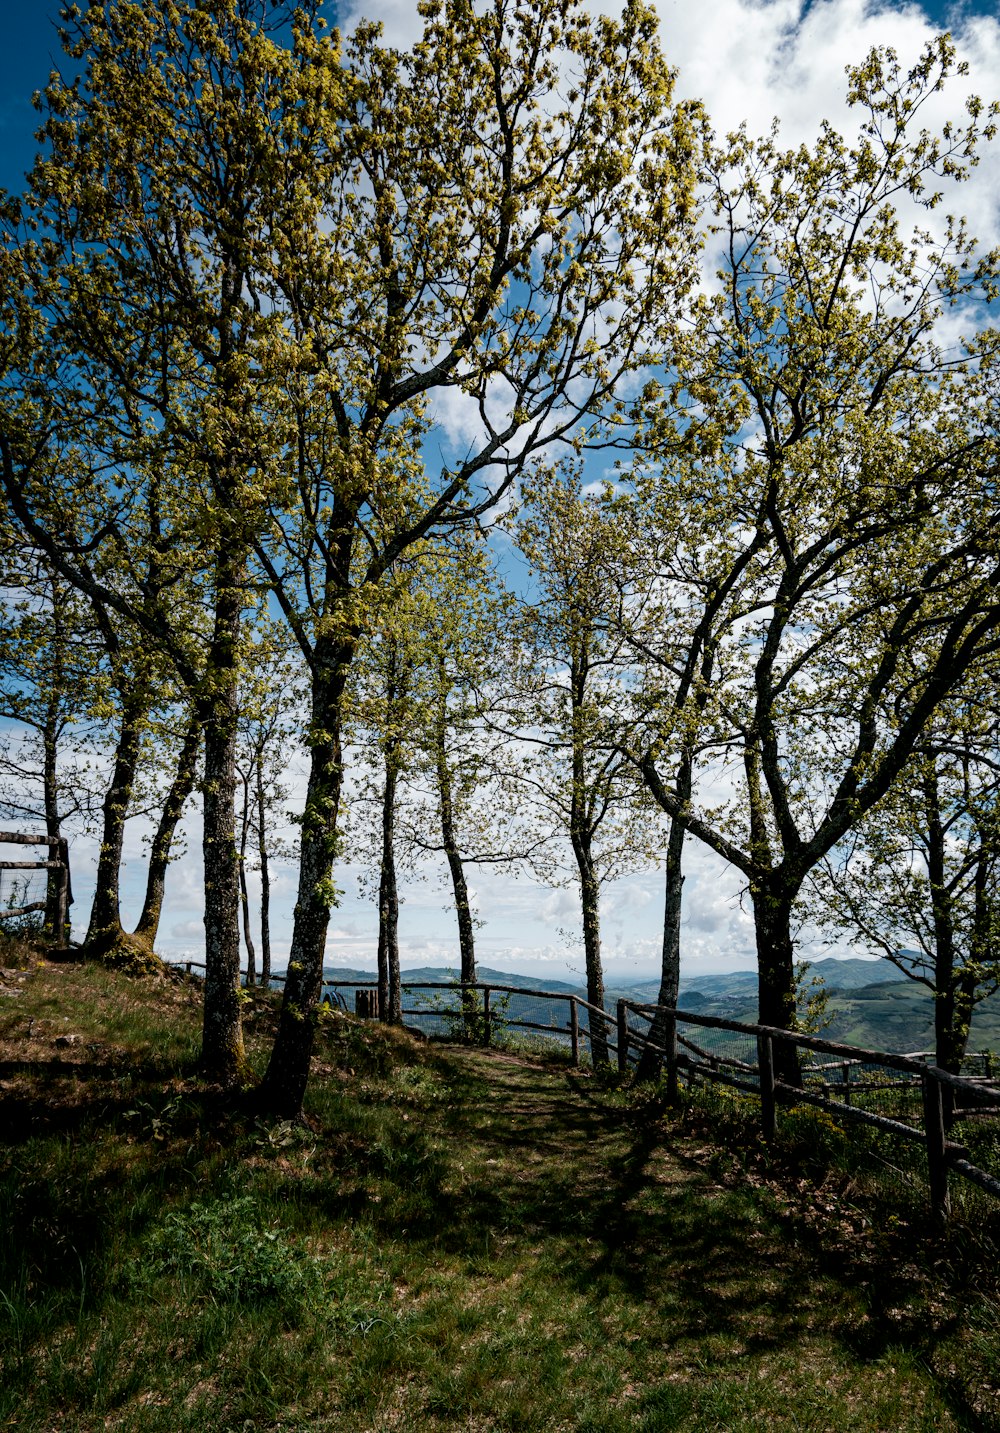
[2,955,998,1431]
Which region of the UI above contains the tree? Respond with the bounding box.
[255,0,702,1114]
[1,0,343,1081]
[0,546,107,937]
[513,465,659,1066]
[631,40,1000,1073]
[818,702,1000,1073]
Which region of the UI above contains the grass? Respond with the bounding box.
[1,951,1000,1430]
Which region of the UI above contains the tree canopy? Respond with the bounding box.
[0,5,997,1109]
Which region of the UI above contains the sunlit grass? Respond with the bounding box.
[0,958,997,1430]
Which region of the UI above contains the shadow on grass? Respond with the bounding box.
[2,1021,995,1431]
[310,1049,994,1430]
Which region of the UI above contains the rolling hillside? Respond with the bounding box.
[314,958,1000,1058]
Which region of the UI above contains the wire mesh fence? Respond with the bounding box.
[0,866,48,920]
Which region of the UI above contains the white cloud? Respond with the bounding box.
[170,920,204,939]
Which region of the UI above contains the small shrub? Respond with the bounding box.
[139,1196,325,1316]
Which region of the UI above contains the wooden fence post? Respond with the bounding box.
[617,1000,628,1074]
[922,1070,951,1222]
[355,989,380,1020]
[757,1032,777,1142]
[570,998,579,1067]
[483,987,492,1047]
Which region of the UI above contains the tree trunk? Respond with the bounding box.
[238,769,257,987]
[752,878,801,1087]
[569,642,608,1068]
[575,840,609,1068]
[260,644,352,1116]
[924,764,969,1076]
[133,711,200,948]
[636,809,685,1083]
[435,678,476,1031]
[377,759,400,1023]
[41,692,67,943]
[439,767,476,988]
[256,754,272,988]
[198,557,248,1085]
[85,685,148,955]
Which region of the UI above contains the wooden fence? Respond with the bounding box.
[618,999,1000,1222]
[0,830,70,941]
[174,964,617,1064]
[170,961,1000,1221]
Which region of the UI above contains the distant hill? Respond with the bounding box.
[314,958,999,1056]
[320,965,583,996]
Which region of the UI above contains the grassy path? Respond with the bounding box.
[0,962,995,1431]
[354,1046,977,1432]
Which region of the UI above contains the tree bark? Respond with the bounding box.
[238,768,257,987]
[260,642,353,1116]
[377,759,401,1023]
[85,685,148,954]
[568,641,608,1068]
[256,752,272,989]
[574,835,609,1068]
[434,673,476,1033]
[133,712,201,948]
[636,809,685,1083]
[378,641,403,1024]
[41,690,67,943]
[437,739,476,988]
[198,554,248,1085]
[752,878,801,1086]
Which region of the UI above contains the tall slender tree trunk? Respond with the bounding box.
[434,673,476,1035]
[752,877,801,1086]
[198,555,248,1085]
[377,643,403,1024]
[133,712,201,948]
[569,647,608,1068]
[85,685,148,955]
[924,763,971,1077]
[573,833,609,1068]
[438,753,476,987]
[636,809,686,1083]
[238,770,257,987]
[377,760,401,1024]
[260,641,353,1116]
[41,693,67,943]
[255,756,272,989]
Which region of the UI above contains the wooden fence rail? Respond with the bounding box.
[620,999,1000,1222]
[168,961,999,1221]
[172,965,621,1064]
[0,830,70,939]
